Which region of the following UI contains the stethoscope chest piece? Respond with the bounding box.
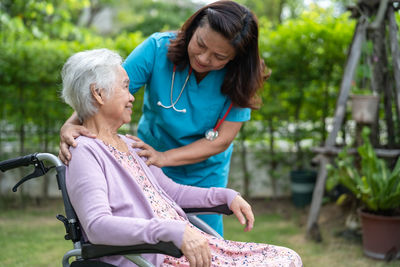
[205,128,219,141]
[204,102,233,141]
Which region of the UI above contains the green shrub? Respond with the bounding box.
[326,128,400,215]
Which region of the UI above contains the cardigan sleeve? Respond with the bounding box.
[148,164,239,209]
[66,141,186,248]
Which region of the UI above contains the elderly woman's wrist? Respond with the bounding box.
[162,220,187,249]
[226,190,240,208]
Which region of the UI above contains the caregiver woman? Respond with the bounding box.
[59,0,265,236]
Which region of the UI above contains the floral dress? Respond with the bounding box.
[107,144,302,267]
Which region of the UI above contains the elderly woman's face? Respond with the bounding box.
[188,22,236,74]
[101,66,134,125]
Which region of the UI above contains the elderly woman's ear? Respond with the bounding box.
[90,83,105,105]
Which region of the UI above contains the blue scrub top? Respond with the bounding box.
[123,32,251,188]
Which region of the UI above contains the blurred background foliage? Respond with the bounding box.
[1,0,398,200]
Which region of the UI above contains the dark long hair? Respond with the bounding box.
[167,0,265,109]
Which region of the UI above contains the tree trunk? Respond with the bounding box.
[367,48,380,147]
[41,115,50,201]
[268,118,278,199]
[370,22,395,147]
[388,5,400,140]
[293,87,304,169]
[18,86,26,208]
[341,114,348,146]
[0,114,3,197]
[18,131,26,207]
[239,125,250,199]
[277,0,286,24]
[321,82,329,146]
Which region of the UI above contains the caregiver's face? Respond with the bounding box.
[187,22,236,74]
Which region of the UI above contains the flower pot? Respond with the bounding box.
[359,210,400,260]
[290,170,317,208]
[351,95,379,124]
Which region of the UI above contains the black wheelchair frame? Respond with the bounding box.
[0,153,232,267]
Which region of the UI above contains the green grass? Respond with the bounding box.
[223,202,399,267]
[0,200,70,267]
[1,199,399,267]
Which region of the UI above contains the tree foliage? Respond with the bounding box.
[112,0,197,36]
[254,6,355,169]
[0,0,373,199]
[0,0,144,159]
[237,0,307,25]
[1,0,89,40]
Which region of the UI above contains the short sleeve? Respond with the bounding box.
[222,101,251,122]
[122,34,158,94]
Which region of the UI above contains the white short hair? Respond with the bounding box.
[61,48,123,122]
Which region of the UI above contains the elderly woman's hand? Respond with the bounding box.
[126,135,167,167]
[181,224,211,267]
[230,195,254,232]
[59,123,96,165]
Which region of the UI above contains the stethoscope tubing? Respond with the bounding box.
[157,65,192,113]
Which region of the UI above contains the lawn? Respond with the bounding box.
[0,198,398,266]
[0,200,71,267]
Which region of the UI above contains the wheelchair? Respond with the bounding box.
[0,153,232,267]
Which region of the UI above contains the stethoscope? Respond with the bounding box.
[157,65,232,141]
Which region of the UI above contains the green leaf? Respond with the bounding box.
[327,126,400,212]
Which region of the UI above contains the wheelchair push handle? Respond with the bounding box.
[0,153,64,192]
[0,153,38,172]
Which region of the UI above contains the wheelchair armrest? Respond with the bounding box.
[182,204,233,215]
[81,241,183,260]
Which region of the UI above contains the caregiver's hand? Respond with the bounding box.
[181,224,211,267]
[59,123,96,165]
[230,195,254,232]
[126,135,167,167]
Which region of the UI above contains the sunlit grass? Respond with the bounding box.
[224,213,299,244]
[0,200,70,266]
[1,199,399,267]
[224,206,399,267]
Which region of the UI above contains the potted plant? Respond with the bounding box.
[349,40,379,125]
[326,127,400,260]
[350,91,379,124]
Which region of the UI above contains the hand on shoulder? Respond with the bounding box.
[126,134,168,167]
[59,123,96,165]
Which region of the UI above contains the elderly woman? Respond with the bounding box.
[61,48,302,267]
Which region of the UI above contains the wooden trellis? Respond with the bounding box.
[306,0,400,241]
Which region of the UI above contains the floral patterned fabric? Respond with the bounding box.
[107,144,302,267]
